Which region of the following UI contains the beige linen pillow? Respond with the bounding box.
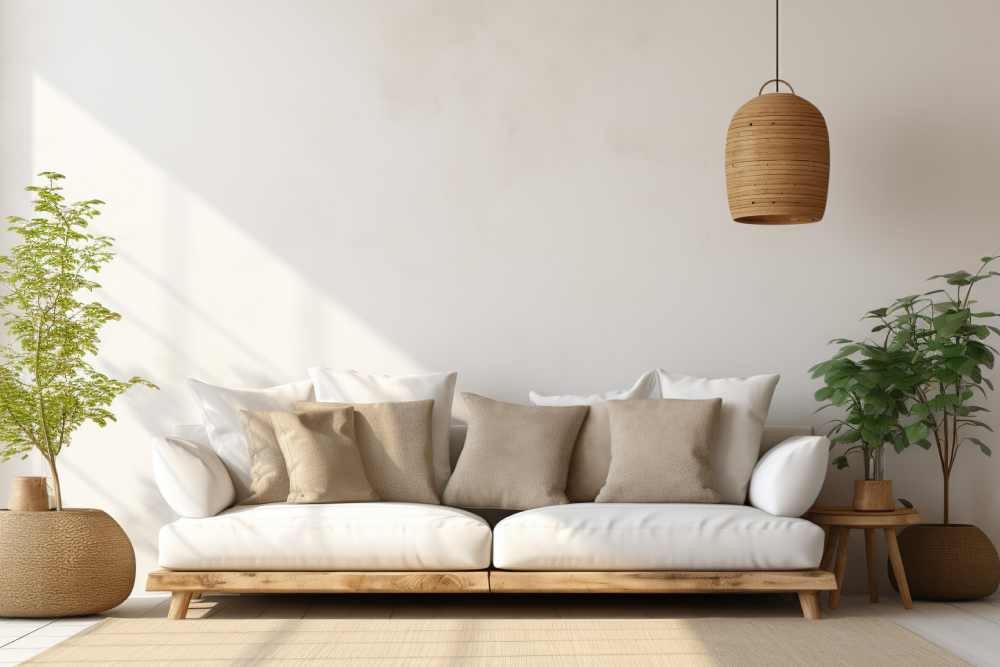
[528,371,660,502]
[239,410,289,505]
[596,398,722,503]
[442,393,587,510]
[657,371,780,504]
[297,400,439,504]
[567,402,612,501]
[267,407,379,504]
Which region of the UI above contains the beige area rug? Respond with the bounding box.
[28,617,964,666]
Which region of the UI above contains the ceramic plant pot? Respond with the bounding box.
[890,524,1000,600]
[0,508,135,617]
[853,479,894,511]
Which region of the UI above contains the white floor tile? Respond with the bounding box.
[0,646,46,662]
[0,621,47,634]
[3,633,64,649]
[31,621,99,637]
[893,602,1000,667]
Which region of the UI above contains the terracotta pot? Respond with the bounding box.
[0,508,135,617]
[890,524,1000,600]
[853,479,893,511]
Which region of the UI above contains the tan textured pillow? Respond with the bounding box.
[442,393,587,510]
[566,402,612,502]
[239,410,289,505]
[267,407,379,504]
[596,398,722,503]
[297,400,439,504]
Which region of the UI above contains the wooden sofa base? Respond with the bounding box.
[147,569,836,620]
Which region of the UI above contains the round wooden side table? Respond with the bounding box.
[805,506,921,610]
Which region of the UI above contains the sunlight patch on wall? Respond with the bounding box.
[31,73,422,424]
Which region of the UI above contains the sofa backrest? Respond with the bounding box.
[448,423,813,470]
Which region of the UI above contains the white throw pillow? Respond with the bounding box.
[187,378,314,501]
[529,371,659,407]
[153,428,235,518]
[307,369,458,494]
[657,371,780,504]
[749,436,829,517]
[529,371,660,501]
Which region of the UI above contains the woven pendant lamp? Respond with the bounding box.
[725,2,829,224]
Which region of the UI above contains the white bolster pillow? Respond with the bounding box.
[152,425,234,518]
[748,435,829,517]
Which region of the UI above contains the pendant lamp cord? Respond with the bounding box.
[775,0,779,92]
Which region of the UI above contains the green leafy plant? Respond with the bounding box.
[812,256,998,523]
[0,172,156,510]
[809,337,916,481]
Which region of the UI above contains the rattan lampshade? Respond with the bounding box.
[725,79,829,224]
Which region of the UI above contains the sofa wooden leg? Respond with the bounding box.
[798,591,821,620]
[167,591,193,620]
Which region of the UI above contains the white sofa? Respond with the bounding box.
[149,424,835,619]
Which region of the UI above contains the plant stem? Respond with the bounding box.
[943,467,950,525]
[44,450,62,511]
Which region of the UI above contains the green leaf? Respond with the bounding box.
[834,344,862,359]
[958,419,994,432]
[904,422,930,443]
[965,437,993,456]
[832,430,862,445]
[814,386,835,402]
[928,270,973,285]
[933,311,970,338]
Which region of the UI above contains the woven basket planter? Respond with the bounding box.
[889,524,1000,600]
[725,82,830,224]
[0,508,135,617]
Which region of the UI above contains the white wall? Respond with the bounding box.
[1,0,998,594]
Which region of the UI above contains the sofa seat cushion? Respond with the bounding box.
[159,502,491,571]
[492,503,824,571]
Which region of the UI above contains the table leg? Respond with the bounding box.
[830,526,850,609]
[865,528,879,603]
[820,526,837,571]
[885,527,913,609]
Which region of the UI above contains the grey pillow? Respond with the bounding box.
[596,398,722,503]
[297,399,440,504]
[443,393,587,510]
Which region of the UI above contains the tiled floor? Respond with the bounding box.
[2,592,998,665]
[0,596,167,665]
